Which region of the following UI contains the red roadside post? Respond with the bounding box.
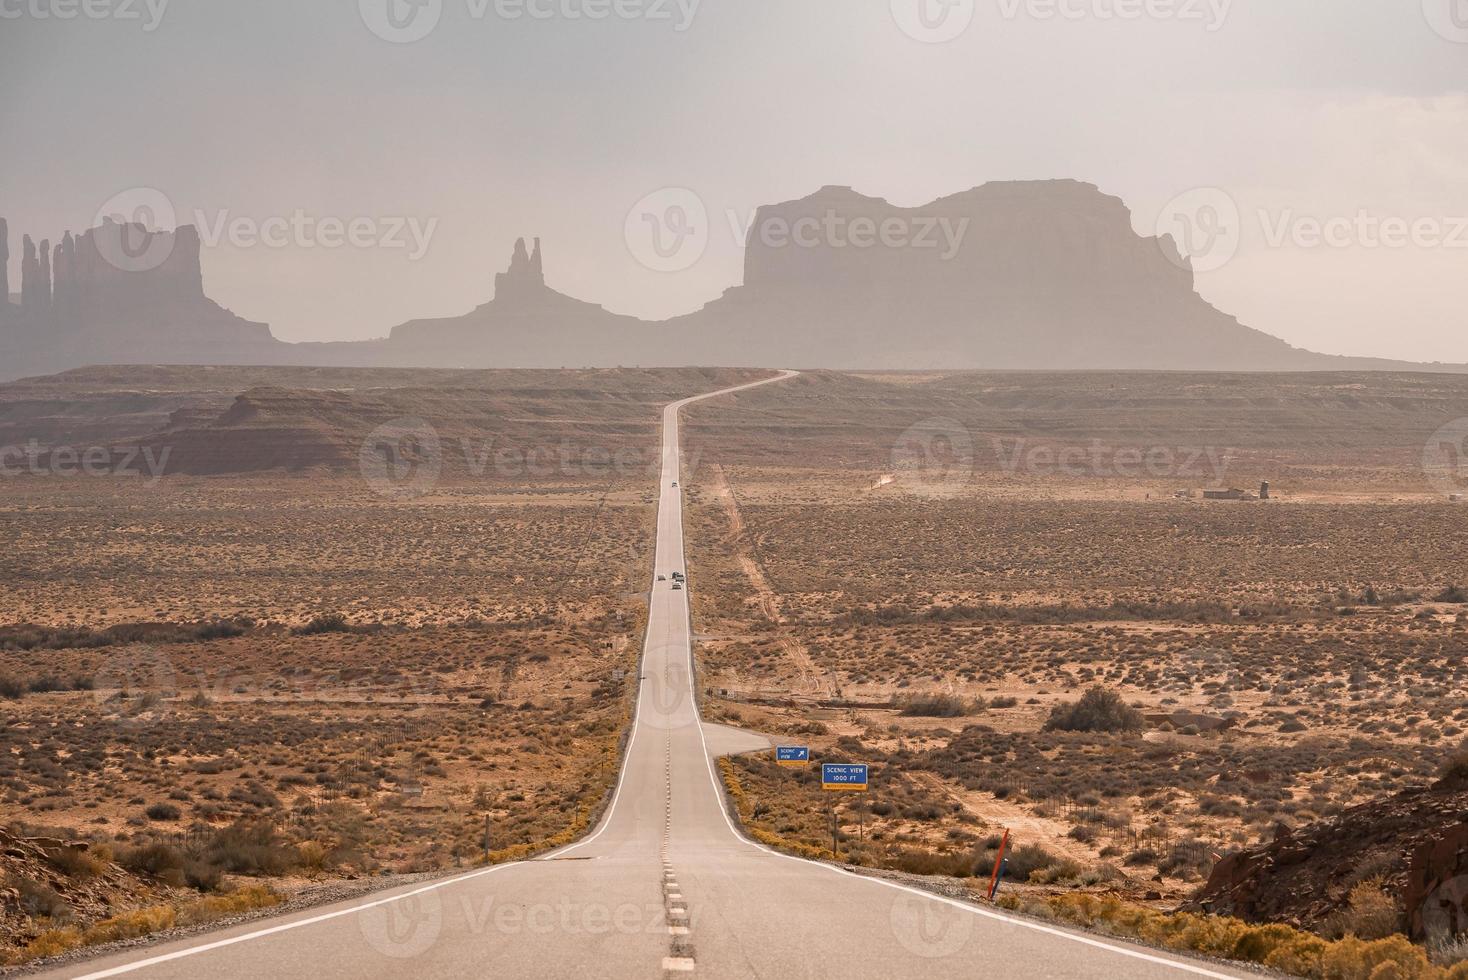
[987,829,1010,901]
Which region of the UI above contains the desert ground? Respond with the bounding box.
[2,366,1466,969]
[681,371,1468,915]
[0,366,764,962]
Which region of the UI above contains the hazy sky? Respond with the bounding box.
[1,1,1465,361]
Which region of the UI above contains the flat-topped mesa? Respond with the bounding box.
[492,236,548,304]
[62,219,206,320]
[739,180,1195,298]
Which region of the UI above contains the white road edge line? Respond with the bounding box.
[71,862,517,980]
[672,375,1247,980]
[64,371,796,980]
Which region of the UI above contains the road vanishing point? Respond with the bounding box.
[42,373,1257,980]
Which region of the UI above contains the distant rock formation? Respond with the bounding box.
[492,236,548,304]
[2,180,1465,381]
[20,235,43,313]
[0,216,276,380]
[672,181,1306,370]
[376,237,656,368]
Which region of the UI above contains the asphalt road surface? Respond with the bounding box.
[42,372,1257,979]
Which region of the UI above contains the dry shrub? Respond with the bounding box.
[1328,879,1404,941]
[1043,686,1144,733]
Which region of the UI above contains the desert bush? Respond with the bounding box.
[294,613,351,636]
[1007,843,1066,880]
[897,693,980,717]
[0,673,27,699]
[1436,586,1468,604]
[45,844,110,880]
[1440,751,1468,785]
[26,675,68,694]
[1327,879,1405,941]
[203,820,297,875]
[145,802,182,821]
[1044,686,1144,733]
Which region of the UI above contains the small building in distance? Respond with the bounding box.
[1203,488,1250,501]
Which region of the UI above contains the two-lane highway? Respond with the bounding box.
[44,371,1255,979]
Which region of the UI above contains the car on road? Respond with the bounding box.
[658,575,666,581]
[672,582,682,590]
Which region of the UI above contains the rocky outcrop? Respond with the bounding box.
[0,218,278,380]
[6,181,1468,380]
[675,180,1315,371]
[1406,821,1468,940]
[492,236,547,304]
[381,237,658,368]
[19,234,44,312]
[1186,773,1468,939]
